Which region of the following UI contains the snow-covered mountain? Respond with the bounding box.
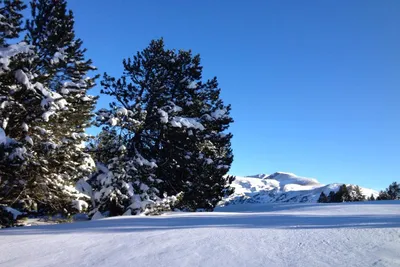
[219,172,378,206]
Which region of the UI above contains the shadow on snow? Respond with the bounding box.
[1,202,399,235]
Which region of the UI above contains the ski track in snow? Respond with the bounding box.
[1,201,399,267]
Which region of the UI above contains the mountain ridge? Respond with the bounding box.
[219,172,378,206]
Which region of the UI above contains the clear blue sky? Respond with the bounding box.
[66,0,399,190]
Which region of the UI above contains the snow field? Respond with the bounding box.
[1,201,399,267]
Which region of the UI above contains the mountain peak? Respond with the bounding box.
[219,172,378,206]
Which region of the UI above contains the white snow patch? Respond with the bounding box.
[158,109,168,123]
[71,200,88,212]
[14,69,32,89]
[116,107,128,116]
[108,117,118,126]
[24,136,33,146]
[42,111,55,122]
[0,42,32,73]
[21,123,29,132]
[211,108,227,119]
[188,81,197,89]
[170,117,205,130]
[50,49,66,65]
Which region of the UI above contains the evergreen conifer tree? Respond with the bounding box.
[0,0,74,212]
[352,185,365,202]
[89,129,124,164]
[334,184,350,202]
[386,182,400,200]
[318,192,328,203]
[19,0,98,213]
[377,190,389,200]
[327,191,335,203]
[91,39,234,216]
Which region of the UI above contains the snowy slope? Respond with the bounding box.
[1,201,399,267]
[219,172,378,206]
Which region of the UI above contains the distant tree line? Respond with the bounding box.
[318,182,400,203]
[318,184,365,203]
[376,182,400,201]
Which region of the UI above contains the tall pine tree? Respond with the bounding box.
[386,182,400,200]
[351,185,365,201]
[19,0,98,213]
[0,0,97,214]
[91,39,234,216]
[26,0,98,181]
[0,0,73,212]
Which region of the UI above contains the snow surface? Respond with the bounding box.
[220,172,379,206]
[1,201,399,267]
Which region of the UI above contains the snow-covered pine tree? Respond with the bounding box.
[89,80,171,216]
[21,0,98,213]
[144,40,234,210]
[89,129,124,164]
[92,39,234,215]
[0,0,73,212]
[88,125,183,217]
[86,128,129,215]
[332,184,351,202]
[351,185,365,202]
[0,0,25,44]
[386,182,400,200]
[377,190,389,200]
[0,0,30,210]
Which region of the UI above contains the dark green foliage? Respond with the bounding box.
[376,181,400,201]
[386,182,400,200]
[351,185,365,202]
[0,0,40,209]
[26,0,98,180]
[368,194,375,201]
[0,206,15,228]
[23,0,97,213]
[318,191,328,203]
[332,184,350,202]
[1,0,96,215]
[223,175,236,197]
[91,39,234,215]
[2,3,235,217]
[89,129,123,164]
[327,191,335,202]
[0,0,26,44]
[321,184,366,203]
[377,191,390,200]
